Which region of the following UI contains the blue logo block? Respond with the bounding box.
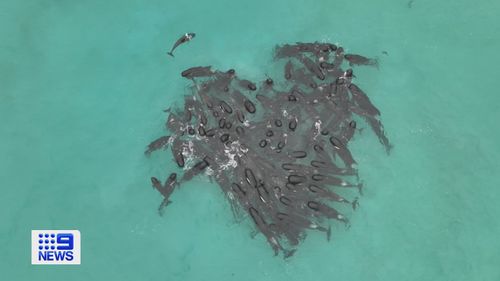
[32,230,81,265]
[56,233,74,250]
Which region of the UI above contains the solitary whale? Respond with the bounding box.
[167,33,195,57]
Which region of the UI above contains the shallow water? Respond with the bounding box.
[1,0,500,280]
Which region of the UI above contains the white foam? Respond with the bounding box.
[219,140,247,171]
[313,120,322,140]
[181,140,196,170]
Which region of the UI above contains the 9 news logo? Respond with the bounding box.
[31,230,81,265]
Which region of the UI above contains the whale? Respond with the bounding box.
[167,33,195,57]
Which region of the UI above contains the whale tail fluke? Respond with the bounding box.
[352,197,360,210]
[284,249,296,259]
[167,52,174,57]
[158,199,172,216]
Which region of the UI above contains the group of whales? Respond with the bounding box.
[147,41,391,258]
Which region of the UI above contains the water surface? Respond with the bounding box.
[1,0,499,280]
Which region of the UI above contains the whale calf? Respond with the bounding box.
[167,33,195,57]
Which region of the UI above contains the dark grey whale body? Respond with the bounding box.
[181,66,214,80]
[147,41,391,258]
[167,33,195,57]
[344,53,378,67]
[151,173,178,214]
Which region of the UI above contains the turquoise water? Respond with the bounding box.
[1,0,500,280]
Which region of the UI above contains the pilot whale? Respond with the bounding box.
[167,33,195,57]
